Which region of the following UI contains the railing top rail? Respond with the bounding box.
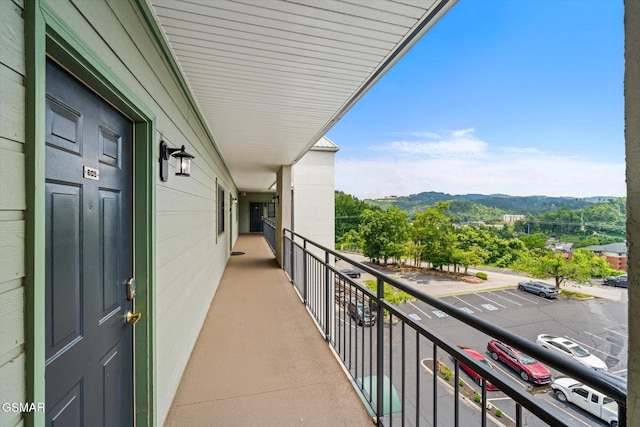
[263,217,276,227]
[283,228,627,406]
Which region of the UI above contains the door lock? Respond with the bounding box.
[126,310,142,325]
[126,278,136,300]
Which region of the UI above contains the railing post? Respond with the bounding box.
[324,251,330,340]
[376,277,384,423]
[282,228,287,274]
[303,240,307,303]
[290,232,295,284]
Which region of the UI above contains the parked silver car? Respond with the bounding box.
[536,334,608,370]
[517,280,558,298]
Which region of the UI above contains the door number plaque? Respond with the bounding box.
[83,166,100,181]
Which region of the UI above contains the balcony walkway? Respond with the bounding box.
[164,234,372,426]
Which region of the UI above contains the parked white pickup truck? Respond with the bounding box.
[551,377,618,426]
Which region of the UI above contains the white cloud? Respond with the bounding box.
[385,128,488,157]
[389,139,487,156]
[451,128,475,138]
[336,129,626,199]
[407,131,442,139]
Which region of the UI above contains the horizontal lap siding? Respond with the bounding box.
[47,0,235,424]
[0,1,26,427]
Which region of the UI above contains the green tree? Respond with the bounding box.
[451,245,488,274]
[570,248,618,278]
[337,229,364,252]
[335,191,374,242]
[411,202,455,269]
[512,249,613,289]
[454,225,525,268]
[359,207,408,265]
[519,232,549,252]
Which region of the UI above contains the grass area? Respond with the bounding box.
[560,289,594,299]
[362,279,415,305]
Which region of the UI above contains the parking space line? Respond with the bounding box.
[501,290,539,304]
[604,327,628,337]
[583,331,608,342]
[475,293,507,308]
[337,317,356,330]
[453,295,483,312]
[409,301,432,319]
[563,335,610,357]
[584,331,624,347]
[490,292,523,306]
[546,400,593,427]
[612,368,627,375]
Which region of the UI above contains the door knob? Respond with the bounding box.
[126,310,142,325]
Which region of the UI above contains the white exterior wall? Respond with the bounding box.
[293,149,336,252]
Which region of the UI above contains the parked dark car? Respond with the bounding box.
[457,346,499,390]
[340,268,361,278]
[347,300,375,326]
[487,339,552,384]
[603,275,627,288]
[517,280,558,298]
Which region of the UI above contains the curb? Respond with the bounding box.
[421,358,515,427]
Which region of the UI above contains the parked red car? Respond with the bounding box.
[457,346,499,391]
[487,339,552,385]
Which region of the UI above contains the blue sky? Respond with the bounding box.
[326,0,624,199]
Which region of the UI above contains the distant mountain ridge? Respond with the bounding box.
[365,191,619,216]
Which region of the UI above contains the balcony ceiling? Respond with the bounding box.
[148,0,454,191]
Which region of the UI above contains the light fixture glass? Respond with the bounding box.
[173,148,194,176]
[160,141,195,181]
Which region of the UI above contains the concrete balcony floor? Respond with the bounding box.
[164,234,372,426]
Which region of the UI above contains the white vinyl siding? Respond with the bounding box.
[0,1,26,426]
[2,0,236,424]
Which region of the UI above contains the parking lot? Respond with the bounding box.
[402,288,628,373]
[334,254,628,425]
[399,289,627,426]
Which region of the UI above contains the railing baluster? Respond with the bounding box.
[303,241,307,303]
[360,289,364,392]
[401,323,405,427]
[416,332,420,427]
[389,312,393,427]
[481,380,487,427]
[432,342,436,427]
[454,360,459,427]
[324,251,329,337]
[376,277,384,424]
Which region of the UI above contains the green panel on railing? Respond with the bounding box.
[353,375,401,417]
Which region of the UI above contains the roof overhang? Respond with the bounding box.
[147,0,456,191]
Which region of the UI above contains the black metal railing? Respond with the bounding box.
[281,228,627,427]
[262,218,276,253]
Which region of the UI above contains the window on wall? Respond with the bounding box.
[268,202,276,218]
[218,184,225,235]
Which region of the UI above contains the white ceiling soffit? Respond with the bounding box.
[149,0,455,191]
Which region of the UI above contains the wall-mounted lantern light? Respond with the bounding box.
[271,195,279,204]
[232,197,238,204]
[160,141,195,182]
